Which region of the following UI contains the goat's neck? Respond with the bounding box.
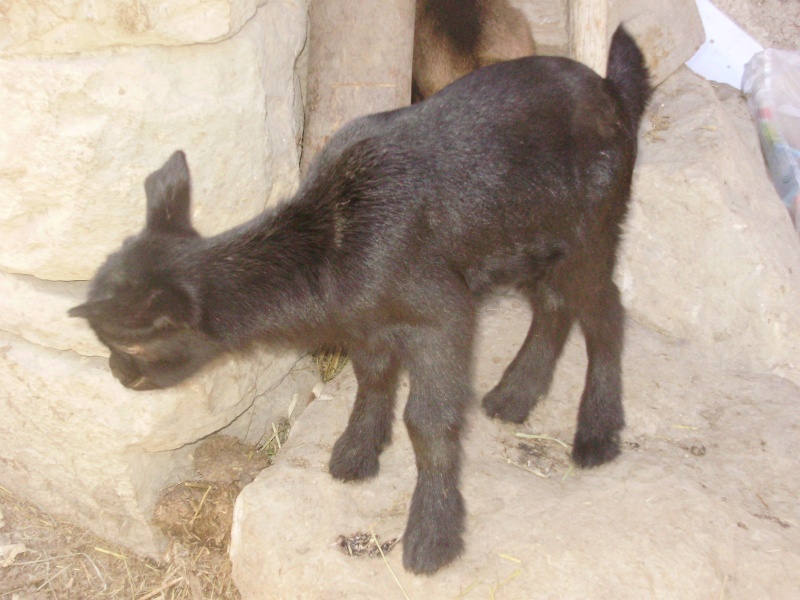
[198,200,334,347]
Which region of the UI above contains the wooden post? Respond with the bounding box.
[570,0,610,77]
[301,0,416,174]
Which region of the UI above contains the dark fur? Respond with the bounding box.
[413,0,536,101]
[424,0,483,56]
[71,27,651,575]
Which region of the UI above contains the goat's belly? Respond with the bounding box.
[460,240,566,295]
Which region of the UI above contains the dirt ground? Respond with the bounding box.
[2,1,800,599]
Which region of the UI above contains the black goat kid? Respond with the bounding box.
[70,26,651,575]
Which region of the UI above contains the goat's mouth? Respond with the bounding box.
[108,350,162,391]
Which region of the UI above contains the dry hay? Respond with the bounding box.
[0,431,291,599]
[0,482,193,599]
[311,346,350,383]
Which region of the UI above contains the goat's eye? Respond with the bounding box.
[116,343,145,355]
[153,315,177,330]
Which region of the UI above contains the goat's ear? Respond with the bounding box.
[68,297,137,325]
[145,150,198,236]
[68,299,110,320]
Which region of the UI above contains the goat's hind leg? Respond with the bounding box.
[482,286,573,423]
[572,281,625,468]
[329,344,400,481]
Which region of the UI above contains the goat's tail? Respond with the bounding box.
[605,25,652,133]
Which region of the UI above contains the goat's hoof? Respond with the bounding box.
[329,436,380,482]
[481,388,532,424]
[402,480,465,575]
[571,431,621,468]
[402,516,464,575]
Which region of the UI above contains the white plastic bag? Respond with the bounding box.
[742,49,800,232]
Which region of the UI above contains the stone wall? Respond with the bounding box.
[0,0,313,556]
[514,0,704,85]
[1,0,269,55]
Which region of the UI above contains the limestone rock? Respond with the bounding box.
[0,0,306,281]
[0,329,312,556]
[231,300,800,598]
[0,272,100,355]
[619,68,800,383]
[614,0,704,85]
[0,0,270,56]
[0,0,312,556]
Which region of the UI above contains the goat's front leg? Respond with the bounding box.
[329,346,400,481]
[401,326,472,575]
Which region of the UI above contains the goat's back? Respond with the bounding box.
[300,51,644,296]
